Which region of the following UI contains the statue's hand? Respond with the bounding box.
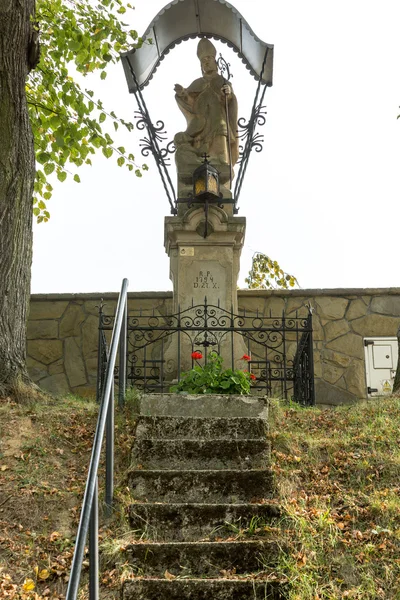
[174,132,192,146]
[174,84,186,97]
[221,83,232,98]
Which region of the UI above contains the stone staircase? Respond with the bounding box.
[121,393,284,599]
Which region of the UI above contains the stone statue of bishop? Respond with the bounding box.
[174,38,239,199]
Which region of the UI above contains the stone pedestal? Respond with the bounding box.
[164,206,247,374]
[165,206,246,313]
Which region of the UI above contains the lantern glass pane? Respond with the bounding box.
[194,174,206,196]
[208,173,218,195]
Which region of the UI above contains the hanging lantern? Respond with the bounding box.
[192,156,221,202]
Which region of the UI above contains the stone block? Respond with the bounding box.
[60,303,85,338]
[39,373,70,395]
[323,349,353,368]
[86,300,121,317]
[351,314,399,337]
[264,297,285,316]
[27,320,58,340]
[27,339,63,365]
[86,357,99,380]
[26,356,48,382]
[370,296,400,316]
[315,297,349,320]
[286,297,311,315]
[314,362,323,378]
[362,296,372,307]
[324,319,350,341]
[326,333,364,359]
[64,337,87,388]
[344,361,366,397]
[346,299,368,321]
[48,359,64,375]
[29,300,69,320]
[312,315,324,341]
[315,379,357,406]
[322,363,344,385]
[238,297,267,315]
[82,315,99,358]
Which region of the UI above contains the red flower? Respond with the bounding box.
[241,354,251,361]
[250,373,256,380]
[191,351,203,360]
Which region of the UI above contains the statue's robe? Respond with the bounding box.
[175,72,239,166]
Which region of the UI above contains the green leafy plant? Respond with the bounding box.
[30,0,147,222]
[170,352,256,395]
[246,251,298,289]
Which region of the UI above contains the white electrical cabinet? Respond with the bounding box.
[364,337,398,396]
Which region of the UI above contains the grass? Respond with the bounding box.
[2,390,400,599]
[0,394,105,599]
[269,396,400,600]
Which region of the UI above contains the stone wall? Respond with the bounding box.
[27,288,400,404]
[238,289,400,405]
[27,292,173,397]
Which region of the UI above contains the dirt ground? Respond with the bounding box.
[0,395,100,599]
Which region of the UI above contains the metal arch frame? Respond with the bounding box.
[233,46,269,213]
[124,45,270,216]
[125,55,178,215]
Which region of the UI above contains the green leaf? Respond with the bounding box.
[37,152,51,164]
[44,163,55,175]
[102,147,113,158]
[73,174,81,183]
[57,171,67,182]
[99,112,106,123]
[100,71,107,80]
[117,156,125,166]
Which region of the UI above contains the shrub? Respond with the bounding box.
[170,352,255,395]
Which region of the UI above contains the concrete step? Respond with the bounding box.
[122,579,284,600]
[135,415,269,440]
[128,502,280,541]
[123,540,279,578]
[128,469,274,503]
[131,439,271,470]
[137,394,268,418]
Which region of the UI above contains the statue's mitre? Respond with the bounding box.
[197,38,217,60]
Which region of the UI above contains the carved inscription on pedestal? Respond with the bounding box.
[193,270,219,290]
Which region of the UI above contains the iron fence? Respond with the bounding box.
[99,300,315,406]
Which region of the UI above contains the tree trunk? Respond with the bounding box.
[393,326,400,394]
[0,0,37,400]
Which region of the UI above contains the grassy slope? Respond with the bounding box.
[0,396,99,599]
[271,397,400,599]
[1,395,399,599]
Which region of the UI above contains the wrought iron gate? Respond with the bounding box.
[98,300,315,406]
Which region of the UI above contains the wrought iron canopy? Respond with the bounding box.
[121,0,274,93]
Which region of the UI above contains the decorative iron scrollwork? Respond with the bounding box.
[233,46,270,212]
[237,103,267,163]
[135,110,176,166]
[125,55,177,214]
[100,299,315,404]
[217,53,233,82]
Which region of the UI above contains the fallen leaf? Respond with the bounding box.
[0,465,8,471]
[38,569,50,580]
[22,579,35,592]
[164,570,176,580]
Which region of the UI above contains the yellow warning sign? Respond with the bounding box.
[382,380,392,394]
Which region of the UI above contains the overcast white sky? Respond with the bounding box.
[31,0,400,294]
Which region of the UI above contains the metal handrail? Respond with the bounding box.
[65,278,128,600]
